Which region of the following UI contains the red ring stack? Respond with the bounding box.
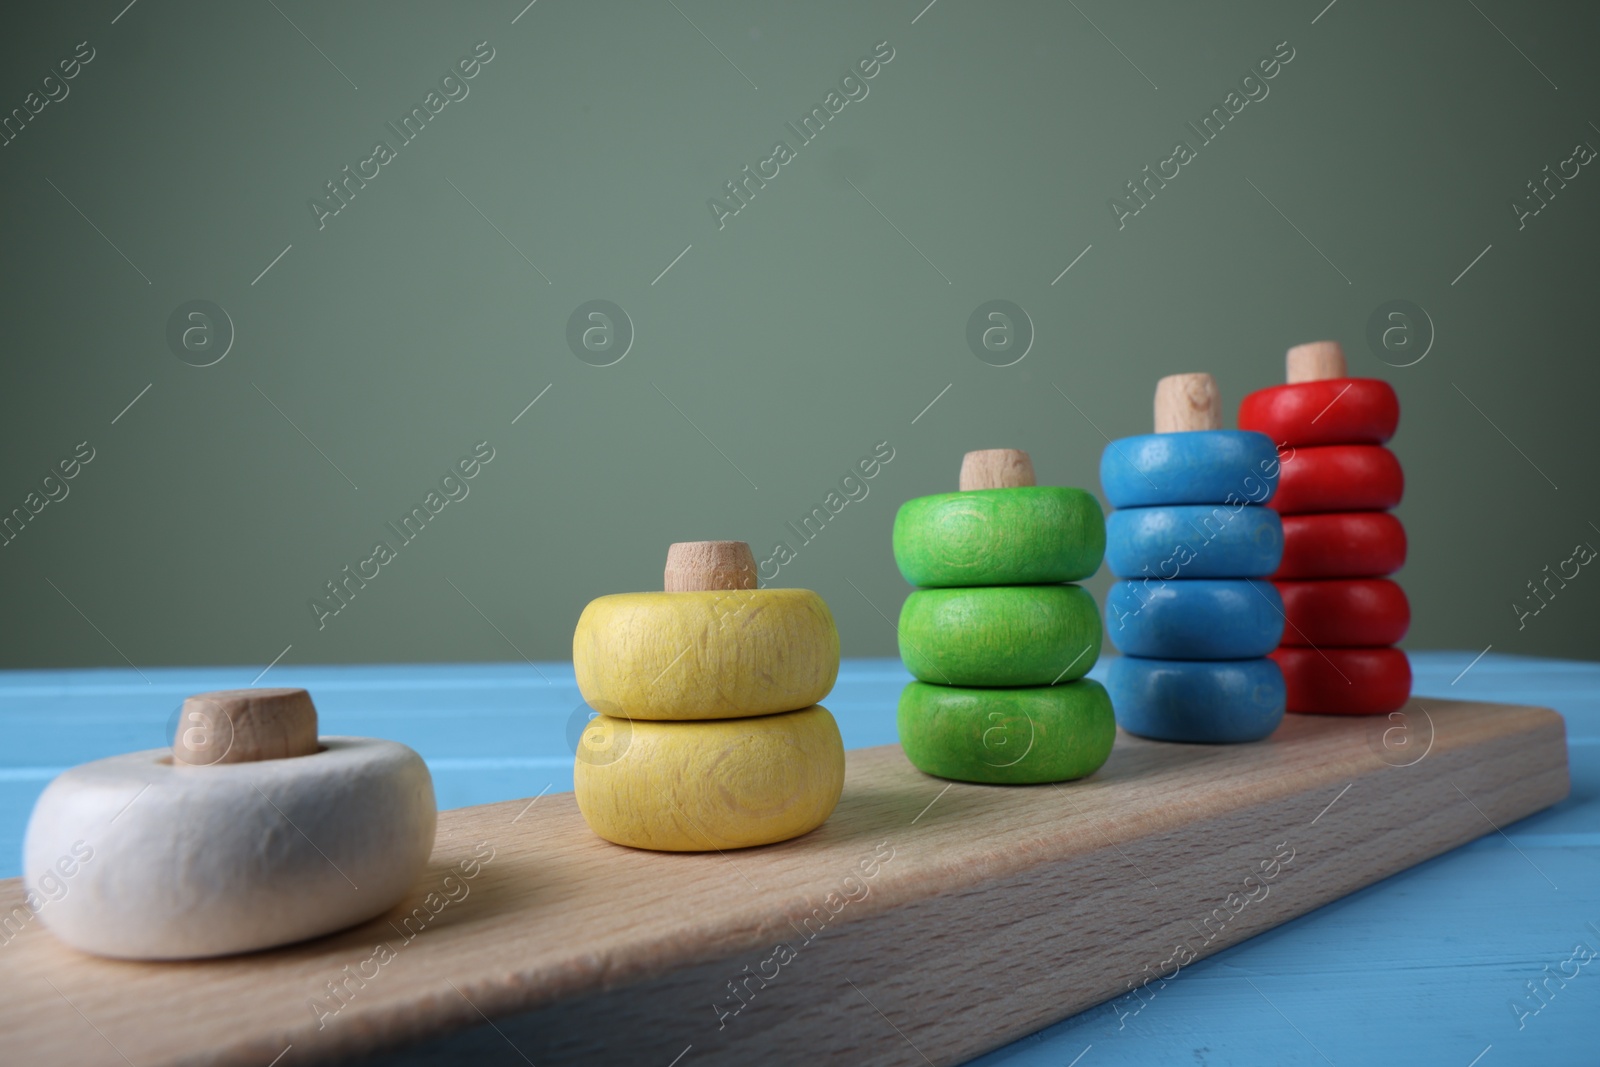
[1238,340,1411,715]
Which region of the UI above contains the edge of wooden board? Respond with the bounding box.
[0,698,1569,1067]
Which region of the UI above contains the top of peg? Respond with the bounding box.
[959,449,1036,491]
[1154,373,1222,433]
[172,687,319,767]
[665,541,758,591]
[1286,341,1347,383]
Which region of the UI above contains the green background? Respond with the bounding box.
[2,0,1595,671]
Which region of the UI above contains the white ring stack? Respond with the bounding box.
[22,688,436,960]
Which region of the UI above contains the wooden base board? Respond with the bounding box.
[0,698,1568,1067]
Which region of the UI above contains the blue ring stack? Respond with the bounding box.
[1099,373,1288,743]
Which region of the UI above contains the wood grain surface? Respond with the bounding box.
[0,698,1567,1067]
[1153,372,1222,433]
[958,448,1035,491]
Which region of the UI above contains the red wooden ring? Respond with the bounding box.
[1239,378,1399,447]
[1272,445,1404,514]
[1275,512,1406,579]
[1276,578,1410,647]
[1271,646,1412,715]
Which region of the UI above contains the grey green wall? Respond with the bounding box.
[2,0,1596,670]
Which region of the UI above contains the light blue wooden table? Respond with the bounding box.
[2,651,1594,1066]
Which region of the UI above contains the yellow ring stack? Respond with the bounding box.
[572,541,846,851]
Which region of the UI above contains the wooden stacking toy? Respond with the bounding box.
[1100,374,1287,743]
[572,541,845,850]
[22,687,436,960]
[892,449,1115,783]
[1239,341,1412,714]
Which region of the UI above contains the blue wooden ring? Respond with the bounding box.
[1104,579,1284,659]
[1105,505,1283,579]
[1100,430,1280,508]
[1106,656,1285,743]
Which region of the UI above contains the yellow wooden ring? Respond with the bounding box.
[573,589,839,720]
[574,706,845,851]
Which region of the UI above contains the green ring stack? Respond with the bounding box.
[892,449,1114,784]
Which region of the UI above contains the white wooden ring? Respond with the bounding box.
[23,738,436,960]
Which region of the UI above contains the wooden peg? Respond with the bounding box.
[172,688,319,767]
[1286,341,1347,383]
[959,449,1035,491]
[1154,373,1222,433]
[664,541,758,592]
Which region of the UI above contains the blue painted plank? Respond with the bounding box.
[0,652,1594,1067]
[971,652,1600,1067]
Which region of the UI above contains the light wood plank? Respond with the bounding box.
[0,698,1567,1067]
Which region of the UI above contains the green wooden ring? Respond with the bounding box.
[893,487,1105,587]
[898,585,1102,686]
[897,679,1115,784]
